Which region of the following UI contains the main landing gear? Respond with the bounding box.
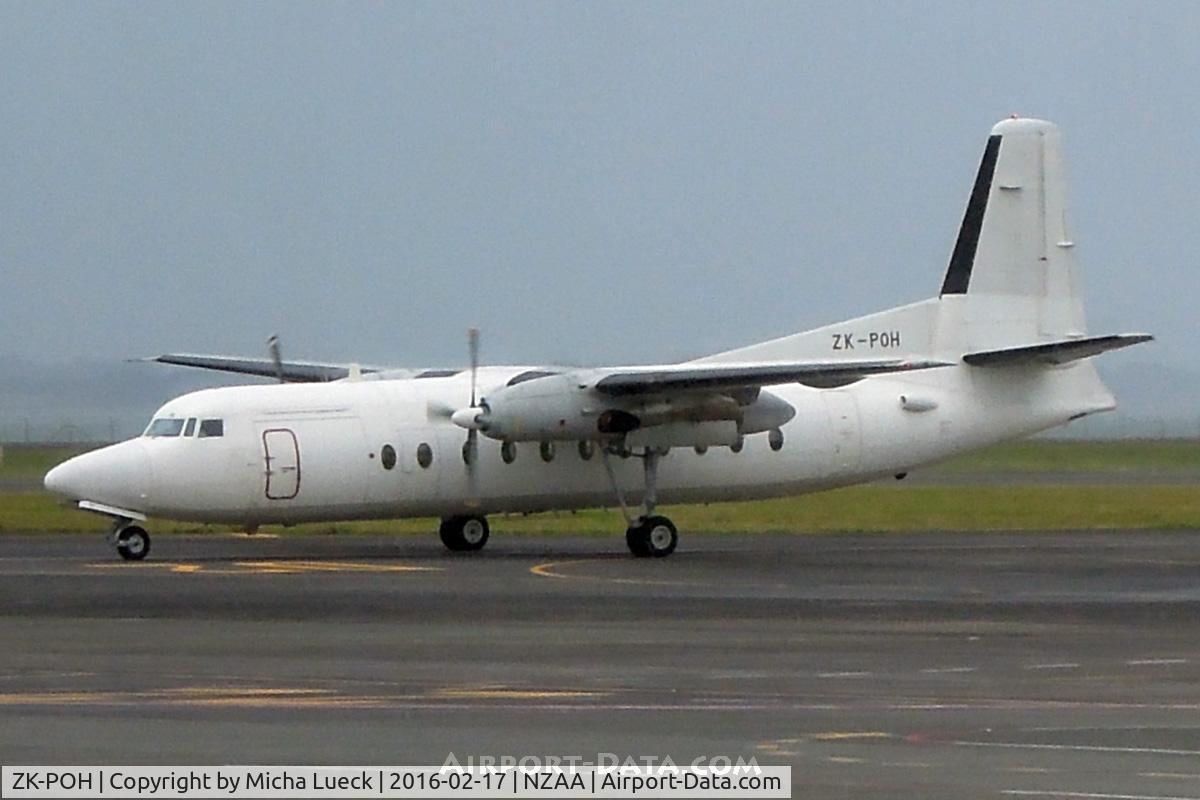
[625,515,678,558]
[111,521,151,561]
[439,515,490,552]
[436,446,678,558]
[604,447,678,558]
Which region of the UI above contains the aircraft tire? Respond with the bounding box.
[116,525,151,561]
[626,516,677,558]
[625,525,650,557]
[439,515,489,552]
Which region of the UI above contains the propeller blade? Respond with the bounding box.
[427,400,457,421]
[465,327,482,508]
[467,327,480,407]
[465,428,480,506]
[266,335,284,384]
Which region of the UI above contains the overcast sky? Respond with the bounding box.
[2,2,1196,437]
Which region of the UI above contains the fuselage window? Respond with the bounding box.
[501,441,516,464]
[461,440,476,466]
[578,440,594,461]
[144,418,185,437]
[417,443,433,469]
[768,428,784,451]
[540,441,555,463]
[381,444,397,470]
[183,418,197,437]
[198,419,224,438]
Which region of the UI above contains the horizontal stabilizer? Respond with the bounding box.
[962,334,1153,367]
[139,354,380,382]
[594,358,953,396]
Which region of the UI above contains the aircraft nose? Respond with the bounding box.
[43,441,152,510]
[42,460,72,496]
[43,460,77,496]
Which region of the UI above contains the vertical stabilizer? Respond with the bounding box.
[938,117,1087,349]
[700,118,1145,380]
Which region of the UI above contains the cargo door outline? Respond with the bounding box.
[262,428,300,499]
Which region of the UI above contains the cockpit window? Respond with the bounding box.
[144,418,185,437]
[183,418,197,437]
[198,419,224,438]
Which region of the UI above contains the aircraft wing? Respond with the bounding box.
[142,354,383,383]
[962,333,1153,367]
[592,358,953,396]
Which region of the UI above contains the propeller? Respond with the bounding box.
[468,327,480,409]
[423,328,488,505]
[463,328,481,506]
[426,331,484,425]
[267,334,284,384]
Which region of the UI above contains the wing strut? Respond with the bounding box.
[599,445,662,526]
[600,448,635,526]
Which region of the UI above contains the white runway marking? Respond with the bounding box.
[1026,662,1081,670]
[920,666,978,674]
[1126,658,1189,666]
[954,740,1200,757]
[816,671,872,678]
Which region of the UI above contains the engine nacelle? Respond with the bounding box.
[465,372,797,445]
[474,374,598,442]
[738,390,796,434]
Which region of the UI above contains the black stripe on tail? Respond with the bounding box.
[940,134,1002,295]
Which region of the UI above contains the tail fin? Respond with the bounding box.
[939,117,1088,347]
[699,117,1149,368]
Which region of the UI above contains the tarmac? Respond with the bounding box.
[1,530,1199,799]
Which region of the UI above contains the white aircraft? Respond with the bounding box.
[45,117,1151,560]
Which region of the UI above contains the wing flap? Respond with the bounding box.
[962,333,1153,367]
[593,358,952,396]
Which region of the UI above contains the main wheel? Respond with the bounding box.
[439,515,489,552]
[626,525,650,557]
[626,515,677,558]
[115,525,150,561]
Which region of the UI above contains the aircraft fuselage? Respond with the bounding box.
[46,362,1088,527]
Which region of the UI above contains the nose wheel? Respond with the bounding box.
[114,524,151,561]
[439,515,490,552]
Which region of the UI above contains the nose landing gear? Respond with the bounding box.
[112,523,151,561]
[439,515,490,552]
